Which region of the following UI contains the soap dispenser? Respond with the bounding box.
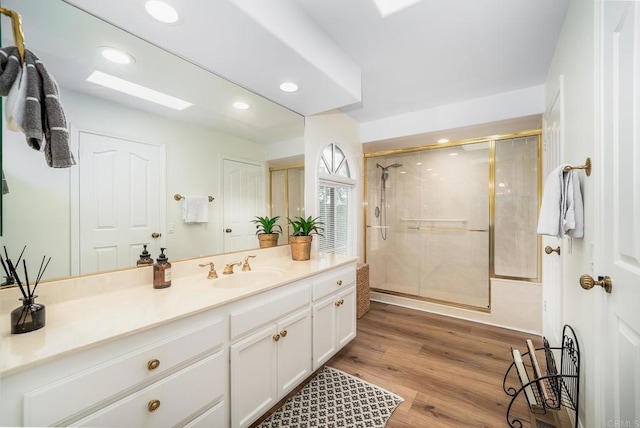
[136,245,153,267]
[153,248,172,289]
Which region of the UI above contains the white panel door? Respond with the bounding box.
[223,159,264,252]
[79,132,162,274]
[601,1,640,424]
[542,79,564,346]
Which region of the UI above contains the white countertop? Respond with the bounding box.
[0,249,358,377]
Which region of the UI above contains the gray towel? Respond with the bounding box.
[0,47,21,95]
[23,50,76,168]
[1,170,8,195]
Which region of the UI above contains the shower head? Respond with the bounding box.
[376,163,403,171]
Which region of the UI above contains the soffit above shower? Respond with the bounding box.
[363,115,542,154]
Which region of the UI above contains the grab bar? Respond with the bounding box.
[400,218,468,223]
[407,227,488,232]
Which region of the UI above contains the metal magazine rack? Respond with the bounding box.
[502,324,580,428]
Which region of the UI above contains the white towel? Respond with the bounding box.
[537,165,565,237]
[182,195,209,223]
[537,165,584,238]
[565,170,584,238]
[5,65,26,132]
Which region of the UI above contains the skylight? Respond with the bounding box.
[87,71,192,111]
[372,0,423,17]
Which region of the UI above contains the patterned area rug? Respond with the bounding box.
[257,366,404,428]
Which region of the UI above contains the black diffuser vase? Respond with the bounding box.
[11,296,46,334]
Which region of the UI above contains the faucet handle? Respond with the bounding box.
[242,255,256,271]
[223,261,242,275]
[198,262,218,279]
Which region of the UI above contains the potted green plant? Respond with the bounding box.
[287,216,324,261]
[251,216,283,248]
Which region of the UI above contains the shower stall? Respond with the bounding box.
[365,133,540,310]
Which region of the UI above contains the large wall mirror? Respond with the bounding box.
[0,0,304,282]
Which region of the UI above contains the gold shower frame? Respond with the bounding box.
[269,163,304,243]
[363,129,543,312]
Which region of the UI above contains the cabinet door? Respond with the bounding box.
[230,325,278,428]
[336,287,357,349]
[277,308,312,397]
[312,295,337,370]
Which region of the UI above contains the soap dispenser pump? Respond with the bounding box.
[137,245,153,267]
[153,248,172,289]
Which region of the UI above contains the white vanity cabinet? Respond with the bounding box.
[0,256,358,428]
[312,265,357,370]
[2,309,228,427]
[229,281,312,428]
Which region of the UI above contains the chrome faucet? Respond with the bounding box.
[198,262,218,279]
[223,261,242,275]
[242,255,256,271]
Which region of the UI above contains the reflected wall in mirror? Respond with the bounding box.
[270,165,305,245]
[0,0,304,282]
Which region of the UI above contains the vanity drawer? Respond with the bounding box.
[74,352,224,427]
[230,282,310,340]
[312,265,356,301]
[24,318,224,427]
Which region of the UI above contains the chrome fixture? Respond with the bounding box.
[375,163,403,240]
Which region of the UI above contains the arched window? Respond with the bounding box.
[319,144,351,178]
[318,144,355,255]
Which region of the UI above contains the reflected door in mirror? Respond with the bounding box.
[223,159,264,252]
[79,132,163,273]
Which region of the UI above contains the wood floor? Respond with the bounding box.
[326,302,569,428]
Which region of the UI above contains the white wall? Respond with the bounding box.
[545,0,598,426]
[304,110,363,258]
[1,89,267,279]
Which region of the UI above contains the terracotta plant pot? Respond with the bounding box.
[257,233,279,248]
[290,235,313,261]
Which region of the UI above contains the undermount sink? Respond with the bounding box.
[198,267,287,289]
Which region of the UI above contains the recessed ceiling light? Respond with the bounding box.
[448,152,458,156]
[280,82,299,93]
[233,101,250,110]
[87,71,192,111]
[437,138,449,144]
[100,47,134,65]
[145,0,179,23]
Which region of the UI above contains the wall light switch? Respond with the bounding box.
[167,223,175,234]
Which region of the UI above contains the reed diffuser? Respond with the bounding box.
[1,246,51,334]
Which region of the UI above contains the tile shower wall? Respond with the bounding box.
[366,136,539,310]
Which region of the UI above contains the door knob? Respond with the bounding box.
[151,232,161,238]
[545,246,561,255]
[225,228,232,233]
[579,274,613,293]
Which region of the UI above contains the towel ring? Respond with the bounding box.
[174,193,214,202]
[563,157,591,177]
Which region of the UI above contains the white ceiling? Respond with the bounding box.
[25,0,570,131]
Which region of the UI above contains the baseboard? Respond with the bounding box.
[371,294,542,336]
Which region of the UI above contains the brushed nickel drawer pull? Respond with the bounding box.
[147,399,161,413]
[337,280,343,286]
[147,359,160,371]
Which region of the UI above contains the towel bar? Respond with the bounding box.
[174,194,214,202]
